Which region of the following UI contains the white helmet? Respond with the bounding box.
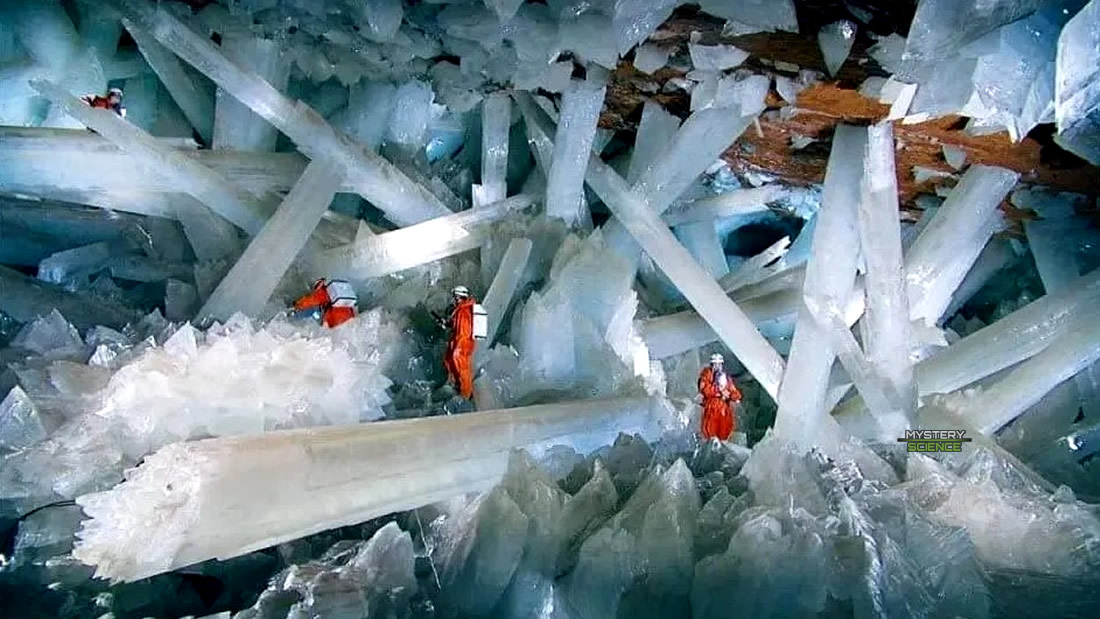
[107,87,123,97]
[710,353,725,365]
[452,285,470,298]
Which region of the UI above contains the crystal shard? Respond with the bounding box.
[689,42,750,71]
[0,385,52,450]
[818,20,857,77]
[72,396,658,582]
[1055,0,1100,164]
[633,43,670,74]
[198,159,343,322]
[0,265,138,330]
[545,80,605,225]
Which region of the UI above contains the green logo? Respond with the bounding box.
[896,430,973,452]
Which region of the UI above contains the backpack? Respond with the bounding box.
[325,280,357,308]
[472,303,488,340]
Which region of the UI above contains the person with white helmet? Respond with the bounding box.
[442,285,479,399]
[697,352,742,441]
[81,86,126,118]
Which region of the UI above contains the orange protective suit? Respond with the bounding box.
[444,297,476,399]
[698,366,742,440]
[292,280,355,328]
[82,94,125,117]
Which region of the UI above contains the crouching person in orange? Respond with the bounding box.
[698,353,742,441]
[443,286,480,399]
[292,278,357,328]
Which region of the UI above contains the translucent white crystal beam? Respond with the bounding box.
[627,102,680,185]
[943,238,1016,317]
[718,236,790,293]
[123,18,214,144]
[1054,0,1100,165]
[516,93,753,262]
[835,268,1100,427]
[1025,218,1100,423]
[212,34,289,152]
[72,396,659,582]
[310,194,536,283]
[576,148,786,398]
[108,0,452,227]
[479,238,533,349]
[545,80,605,225]
[968,317,1100,434]
[772,125,866,445]
[674,221,729,280]
[905,165,1019,325]
[803,299,903,432]
[0,265,138,330]
[480,93,511,205]
[663,186,779,227]
[856,122,916,429]
[29,80,272,234]
[198,160,343,322]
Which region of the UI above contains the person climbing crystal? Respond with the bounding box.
[291,278,357,328]
[81,87,126,118]
[441,285,486,400]
[698,353,742,441]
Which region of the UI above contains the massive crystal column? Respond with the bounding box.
[124,19,214,144]
[72,396,659,582]
[1025,218,1100,423]
[213,34,289,152]
[29,80,271,234]
[198,160,343,322]
[309,195,536,283]
[968,316,1100,434]
[0,265,137,329]
[545,80,605,225]
[570,144,786,398]
[108,0,451,227]
[772,125,866,446]
[855,122,915,435]
[627,102,680,185]
[904,165,1019,326]
[639,286,863,359]
[663,186,779,227]
[479,93,511,205]
[835,268,1100,430]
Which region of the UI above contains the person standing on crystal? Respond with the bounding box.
[291,278,357,328]
[440,286,485,400]
[698,353,742,441]
[81,87,126,118]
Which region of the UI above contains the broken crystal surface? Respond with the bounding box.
[688,42,750,72]
[696,0,798,33]
[633,43,670,74]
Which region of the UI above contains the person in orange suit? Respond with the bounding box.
[292,279,356,328]
[443,285,477,399]
[81,87,126,117]
[698,353,742,441]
